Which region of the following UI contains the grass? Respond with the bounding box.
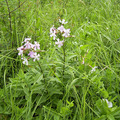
[0,0,120,119]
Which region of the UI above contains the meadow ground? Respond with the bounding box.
[0,0,120,119]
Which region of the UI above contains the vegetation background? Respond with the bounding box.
[0,0,120,119]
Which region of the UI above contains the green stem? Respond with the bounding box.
[37,61,45,84]
[62,39,65,80]
[5,0,12,32]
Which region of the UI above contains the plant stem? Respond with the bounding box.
[37,61,45,84]
[62,39,65,80]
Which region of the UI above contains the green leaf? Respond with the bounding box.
[107,114,115,120]
[111,107,120,116]
[67,54,77,61]
[54,115,60,120]
[97,115,107,120]
[80,45,89,50]
[91,75,98,82]
[43,106,62,117]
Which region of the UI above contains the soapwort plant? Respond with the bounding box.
[50,19,72,80]
[17,38,46,82]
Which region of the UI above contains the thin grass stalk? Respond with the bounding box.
[5,0,12,32]
[5,0,13,48]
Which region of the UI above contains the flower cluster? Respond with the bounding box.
[17,38,40,65]
[50,19,71,48]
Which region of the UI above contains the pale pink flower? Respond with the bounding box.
[28,51,36,58]
[57,25,65,33]
[34,41,40,50]
[50,25,56,34]
[22,38,31,43]
[55,39,64,48]
[17,46,24,56]
[62,29,70,37]
[28,51,40,61]
[59,19,68,24]
[24,41,34,49]
[33,53,40,61]
[50,25,57,40]
[50,31,57,40]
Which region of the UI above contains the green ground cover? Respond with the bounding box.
[0,0,120,119]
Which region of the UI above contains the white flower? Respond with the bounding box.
[22,38,31,43]
[59,19,68,24]
[91,66,97,73]
[50,25,57,40]
[55,38,64,48]
[21,57,28,65]
[102,99,113,108]
[62,29,70,38]
[50,25,56,34]
[50,31,57,40]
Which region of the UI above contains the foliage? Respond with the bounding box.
[0,0,120,119]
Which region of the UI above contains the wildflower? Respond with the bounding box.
[24,41,34,49]
[17,46,24,56]
[22,38,31,43]
[50,25,56,34]
[102,99,113,108]
[55,38,64,48]
[21,57,28,65]
[91,66,97,73]
[57,25,65,33]
[17,37,41,65]
[62,29,70,38]
[34,41,40,50]
[59,19,68,24]
[28,51,36,58]
[50,31,57,40]
[33,53,40,61]
[28,51,40,61]
[50,19,73,48]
